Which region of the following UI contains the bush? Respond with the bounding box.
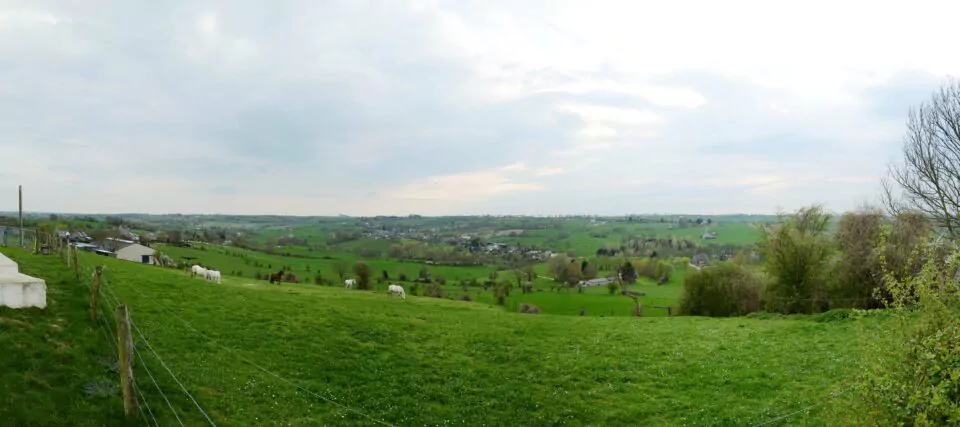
[679,263,767,317]
[856,232,960,425]
[459,293,473,302]
[398,273,408,282]
[425,283,446,298]
[606,280,620,295]
[519,303,540,314]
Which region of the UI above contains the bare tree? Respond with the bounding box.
[883,79,960,238]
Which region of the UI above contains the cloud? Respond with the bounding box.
[0,0,957,215]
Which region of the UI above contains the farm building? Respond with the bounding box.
[581,277,615,287]
[115,244,156,264]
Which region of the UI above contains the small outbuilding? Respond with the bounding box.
[116,244,156,264]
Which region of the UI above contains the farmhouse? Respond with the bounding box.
[115,243,156,264]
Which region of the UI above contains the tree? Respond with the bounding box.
[353,262,372,290]
[619,260,637,284]
[382,270,390,280]
[883,79,960,238]
[523,264,536,282]
[831,208,885,308]
[547,254,570,282]
[582,262,598,281]
[757,205,834,314]
[565,260,581,287]
[333,260,349,282]
[418,265,430,281]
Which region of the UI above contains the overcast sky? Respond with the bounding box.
[3,0,958,216]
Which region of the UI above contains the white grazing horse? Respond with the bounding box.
[344,279,356,289]
[387,284,406,299]
[205,270,222,284]
[191,265,207,278]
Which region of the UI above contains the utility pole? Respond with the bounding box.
[19,185,23,248]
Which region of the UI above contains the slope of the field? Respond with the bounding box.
[2,248,874,426]
[0,248,126,426]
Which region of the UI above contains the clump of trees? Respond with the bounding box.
[678,206,934,316]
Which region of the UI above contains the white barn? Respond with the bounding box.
[116,244,156,264]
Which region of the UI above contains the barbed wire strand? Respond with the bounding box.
[126,285,395,427]
[129,318,217,426]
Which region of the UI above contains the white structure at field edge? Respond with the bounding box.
[0,251,47,309]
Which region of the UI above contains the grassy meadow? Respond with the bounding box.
[1,246,878,426]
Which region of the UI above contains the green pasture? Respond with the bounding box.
[1,247,875,425]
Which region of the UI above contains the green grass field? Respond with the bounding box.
[1,247,877,426]
[157,243,688,317]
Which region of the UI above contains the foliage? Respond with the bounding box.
[679,263,767,317]
[607,280,620,295]
[425,282,446,299]
[856,231,960,425]
[619,260,637,284]
[352,261,372,290]
[757,206,834,314]
[830,209,885,308]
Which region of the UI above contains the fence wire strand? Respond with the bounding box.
[130,319,217,426]
[77,259,193,427]
[126,285,396,427]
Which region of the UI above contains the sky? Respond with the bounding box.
[3,0,959,216]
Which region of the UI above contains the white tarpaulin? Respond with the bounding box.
[0,252,46,309]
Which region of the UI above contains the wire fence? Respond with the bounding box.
[30,235,396,427]
[19,230,874,426]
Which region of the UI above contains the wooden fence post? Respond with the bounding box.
[116,304,140,421]
[90,267,102,324]
[72,244,79,280]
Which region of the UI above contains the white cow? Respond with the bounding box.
[344,279,356,289]
[205,269,222,284]
[387,284,406,299]
[191,265,207,278]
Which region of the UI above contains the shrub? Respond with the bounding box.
[410,282,420,296]
[459,293,473,302]
[398,273,409,282]
[679,263,767,317]
[606,280,620,295]
[855,231,960,425]
[758,205,834,314]
[519,303,540,314]
[435,275,446,285]
[425,283,446,298]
